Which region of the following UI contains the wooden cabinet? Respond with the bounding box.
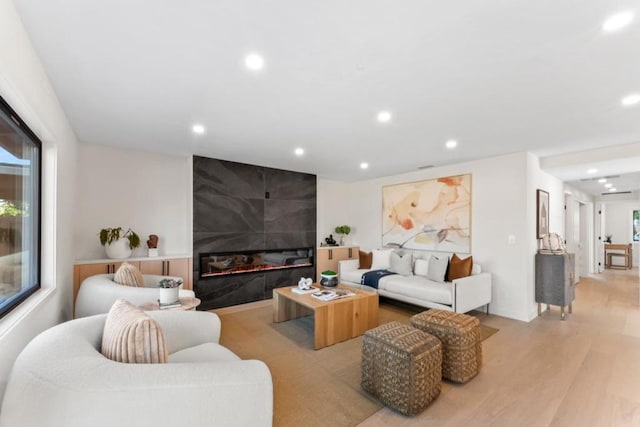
[316,246,359,279]
[535,253,575,320]
[73,256,193,305]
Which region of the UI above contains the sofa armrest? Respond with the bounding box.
[452,272,492,313]
[338,259,359,273]
[147,310,222,350]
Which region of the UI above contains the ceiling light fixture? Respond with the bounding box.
[587,168,598,174]
[602,11,634,32]
[192,124,205,135]
[294,148,304,156]
[609,188,617,192]
[360,162,369,170]
[445,139,458,149]
[376,111,392,123]
[621,93,640,107]
[598,178,607,183]
[244,53,265,71]
[605,183,613,188]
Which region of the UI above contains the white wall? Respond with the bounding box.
[330,152,540,321]
[603,200,640,267]
[526,154,565,319]
[75,144,192,260]
[0,0,78,402]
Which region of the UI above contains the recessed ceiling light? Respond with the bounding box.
[192,124,205,135]
[244,53,265,71]
[621,93,640,107]
[605,183,613,188]
[360,162,369,169]
[602,11,634,32]
[598,178,607,183]
[609,188,617,192]
[445,139,458,149]
[587,168,598,174]
[294,148,304,156]
[376,111,392,123]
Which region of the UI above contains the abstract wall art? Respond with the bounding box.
[382,174,472,253]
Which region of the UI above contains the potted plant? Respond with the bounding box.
[320,270,338,287]
[334,225,351,246]
[158,278,183,305]
[99,227,141,259]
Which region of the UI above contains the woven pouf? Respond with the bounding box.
[410,310,482,384]
[361,321,442,416]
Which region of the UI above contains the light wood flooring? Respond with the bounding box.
[361,268,640,427]
[213,269,640,426]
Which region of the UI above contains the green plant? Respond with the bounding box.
[334,225,351,235]
[321,270,337,276]
[158,278,183,288]
[99,227,141,250]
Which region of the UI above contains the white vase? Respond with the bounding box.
[159,287,180,305]
[105,238,132,259]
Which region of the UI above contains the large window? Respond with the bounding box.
[0,96,41,319]
[634,210,639,242]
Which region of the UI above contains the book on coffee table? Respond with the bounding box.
[292,286,319,295]
[311,289,355,301]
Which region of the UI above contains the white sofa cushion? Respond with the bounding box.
[371,249,392,270]
[414,258,429,277]
[389,251,413,276]
[427,255,449,283]
[169,343,240,363]
[342,268,370,284]
[379,275,453,305]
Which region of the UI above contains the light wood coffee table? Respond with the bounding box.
[139,297,201,311]
[273,284,378,350]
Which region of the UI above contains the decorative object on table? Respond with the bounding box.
[334,225,351,246]
[324,234,337,246]
[539,232,566,254]
[99,227,141,259]
[298,277,313,289]
[536,189,549,239]
[147,234,159,257]
[320,270,338,287]
[292,278,319,295]
[311,288,355,301]
[382,174,471,252]
[158,277,183,305]
[604,234,612,243]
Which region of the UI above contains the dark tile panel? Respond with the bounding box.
[264,266,315,299]
[265,168,316,200]
[193,194,264,233]
[264,231,317,249]
[193,156,264,198]
[193,232,266,255]
[195,273,265,310]
[264,199,316,232]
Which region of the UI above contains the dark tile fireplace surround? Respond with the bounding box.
[193,156,317,310]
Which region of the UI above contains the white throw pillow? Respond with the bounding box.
[389,251,413,276]
[371,249,392,270]
[414,258,430,277]
[426,255,449,283]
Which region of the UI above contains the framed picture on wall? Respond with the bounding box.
[536,189,549,239]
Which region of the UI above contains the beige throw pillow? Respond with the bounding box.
[101,299,168,364]
[113,262,144,287]
[389,251,413,276]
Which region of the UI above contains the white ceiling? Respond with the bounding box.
[12,0,640,187]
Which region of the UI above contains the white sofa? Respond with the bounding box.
[75,273,195,318]
[0,310,273,427]
[339,256,492,314]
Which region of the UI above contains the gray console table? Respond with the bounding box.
[535,253,575,320]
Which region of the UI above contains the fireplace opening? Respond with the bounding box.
[199,247,314,278]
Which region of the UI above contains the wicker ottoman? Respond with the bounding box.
[410,310,482,384]
[361,321,442,416]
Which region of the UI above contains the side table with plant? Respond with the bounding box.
[158,278,183,305]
